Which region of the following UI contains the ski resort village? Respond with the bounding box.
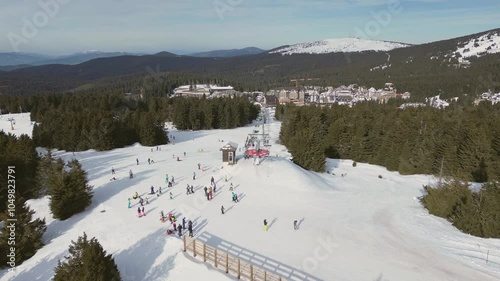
[170,82,500,109]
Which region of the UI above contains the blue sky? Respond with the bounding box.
[0,0,499,55]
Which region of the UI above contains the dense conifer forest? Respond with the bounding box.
[277,102,500,182]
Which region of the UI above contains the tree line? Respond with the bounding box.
[422,181,500,238]
[277,102,500,182]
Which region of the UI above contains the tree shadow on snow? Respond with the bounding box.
[114,228,176,281]
[2,255,60,281]
[196,232,324,281]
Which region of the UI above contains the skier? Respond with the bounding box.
[173,221,177,230]
[193,172,196,180]
[111,167,115,175]
[224,175,227,182]
[157,186,162,196]
[229,183,233,191]
[137,207,142,217]
[190,185,194,194]
[211,176,215,185]
[165,174,169,184]
[204,186,208,196]
[142,206,145,216]
[182,217,186,229]
[150,186,155,194]
[169,192,173,199]
[139,197,144,206]
[231,192,236,202]
[234,194,239,203]
[213,183,216,193]
[128,198,131,209]
[172,176,175,183]
[129,170,133,179]
[186,185,190,195]
[168,181,173,188]
[133,192,138,199]
[188,223,193,237]
[221,205,225,214]
[206,192,210,201]
[264,219,268,231]
[151,157,154,164]
[198,163,201,170]
[178,224,182,237]
[294,220,298,230]
[148,158,151,165]
[184,152,186,157]
[177,157,180,161]
[145,197,149,204]
[136,158,139,165]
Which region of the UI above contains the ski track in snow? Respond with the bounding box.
[0,111,499,281]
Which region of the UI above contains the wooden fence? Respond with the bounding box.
[183,235,286,281]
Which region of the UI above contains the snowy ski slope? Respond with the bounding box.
[1,110,499,281]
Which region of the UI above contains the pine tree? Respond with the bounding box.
[54,232,121,281]
[0,201,46,267]
[49,159,93,220]
[35,150,54,197]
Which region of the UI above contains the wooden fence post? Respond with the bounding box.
[203,243,206,262]
[264,271,267,281]
[250,264,253,280]
[215,249,218,268]
[225,253,229,273]
[193,239,197,257]
[237,258,241,279]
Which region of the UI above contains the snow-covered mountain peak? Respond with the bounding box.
[270,38,411,55]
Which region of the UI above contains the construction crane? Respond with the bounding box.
[290,78,320,88]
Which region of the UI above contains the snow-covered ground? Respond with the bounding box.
[270,38,410,55]
[1,109,500,281]
[0,113,33,138]
[454,31,500,59]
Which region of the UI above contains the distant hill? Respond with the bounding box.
[0,64,33,71]
[33,51,137,65]
[189,47,265,57]
[0,29,499,99]
[270,38,411,55]
[154,51,181,57]
[0,52,51,66]
[0,51,140,69]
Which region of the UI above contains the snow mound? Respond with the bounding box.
[270,38,411,55]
